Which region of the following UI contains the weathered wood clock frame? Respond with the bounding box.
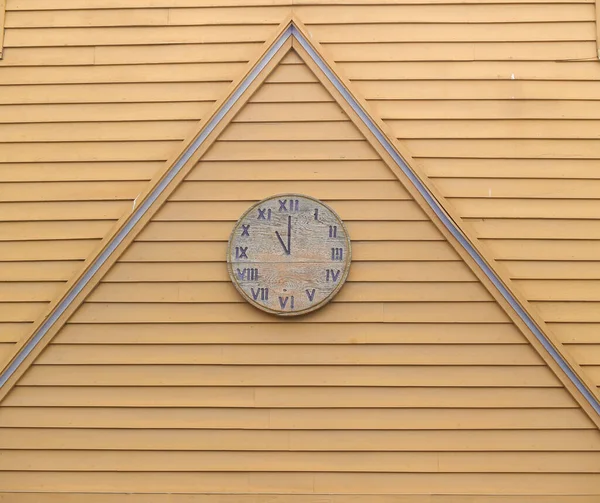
[227,194,351,316]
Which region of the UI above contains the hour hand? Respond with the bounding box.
[275,229,290,255]
[275,216,291,255]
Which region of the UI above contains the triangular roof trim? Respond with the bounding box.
[1,18,598,424]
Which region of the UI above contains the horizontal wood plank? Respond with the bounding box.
[0,64,244,85]
[0,221,114,241]
[88,281,490,303]
[6,386,567,408]
[344,62,600,81]
[171,181,410,200]
[0,261,81,281]
[486,240,600,261]
[307,22,595,43]
[0,102,212,123]
[19,365,559,388]
[0,84,227,105]
[434,178,600,199]
[0,450,596,473]
[1,472,599,495]
[0,201,130,221]
[325,41,596,62]
[204,140,377,161]
[187,160,396,181]
[0,406,581,429]
[370,100,600,120]
[0,493,598,503]
[450,199,600,219]
[0,428,594,452]
[0,162,160,182]
[0,141,179,163]
[0,181,146,202]
[467,219,600,240]
[69,302,508,323]
[36,343,535,366]
[54,322,525,345]
[4,25,276,47]
[0,240,97,261]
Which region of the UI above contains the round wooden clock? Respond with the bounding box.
[227,194,351,316]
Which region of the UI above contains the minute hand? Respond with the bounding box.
[275,216,292,255]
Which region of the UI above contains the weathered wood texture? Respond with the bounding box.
[1,53,599,500]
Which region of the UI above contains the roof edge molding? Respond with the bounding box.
[0,17,598,425]
[0,0,6,59]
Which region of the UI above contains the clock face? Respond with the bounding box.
[227,194,351,316]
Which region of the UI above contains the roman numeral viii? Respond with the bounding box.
[236,268,258,281]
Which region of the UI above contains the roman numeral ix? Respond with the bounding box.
[235,247,248,259]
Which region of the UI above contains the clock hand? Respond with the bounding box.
[275,228,290,255]
[287,215,291,255]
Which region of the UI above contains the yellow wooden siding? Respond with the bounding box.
[0,2,285,348]
[290,2,600,390]
[0,0,5,58]
[1,51,599,500]
[596,0,600,58]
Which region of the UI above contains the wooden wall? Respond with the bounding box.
[299,0,600,393]
[0,48,598,502]
[2,0,600,392]
[0,1,277,359]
